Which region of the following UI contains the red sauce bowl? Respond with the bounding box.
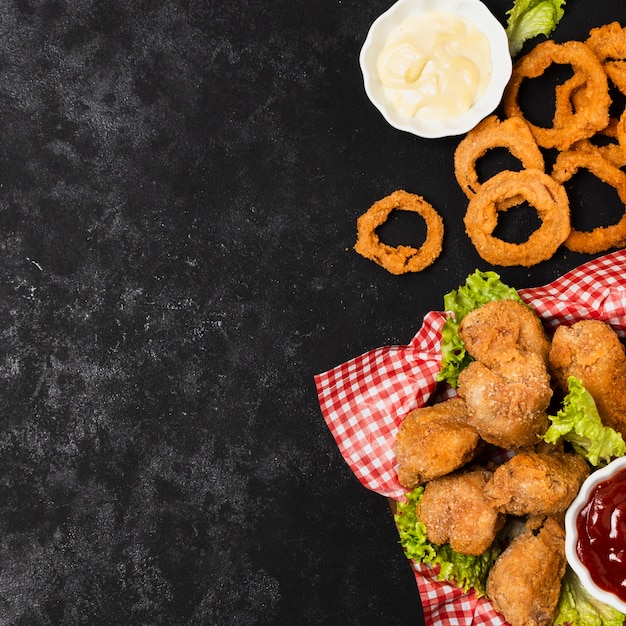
[565,455,626,613]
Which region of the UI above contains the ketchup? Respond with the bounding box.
[576,466,626,601]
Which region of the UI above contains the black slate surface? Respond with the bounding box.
[0,0,625,624]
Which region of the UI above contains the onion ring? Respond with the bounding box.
[354,190,444,275]
[585,22,626,140]
[564,24,626,166]
[463,169,570,267]
[454,115,544,200]
[551,71,590,129]
[571,139,626,169]
[571,118,626,168]
[503,40,610,151]
[616,108,626,155]
[585,22,626,70]
[551,148,626,254]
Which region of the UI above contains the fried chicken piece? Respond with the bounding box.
[416,467,504,556]
[395,397,480,489]
[457,350,552,449]
[459,299,551,366]
[549,319,626,438]
[487,517,566,626]
[456,300,553,449]
[484,451,590,516]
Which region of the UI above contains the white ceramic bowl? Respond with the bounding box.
[565,455,626,613]
[359,0,512,138]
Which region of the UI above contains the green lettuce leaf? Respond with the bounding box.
[542,376,626,466]
[394,487,502,596]
[506,0,566,56]
[555,567,625,626]
[436,269,523,388]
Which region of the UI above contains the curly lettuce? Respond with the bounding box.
[541,376,626,466]
[394,487,502,596]
[554,567,625,626]
[506,0,566,57]
[436,269,524,388]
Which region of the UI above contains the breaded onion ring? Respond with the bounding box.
[587,21,626,61]
[454,115,544,200]
[617,109,626,156]
[571,119,626,169]
[586,22,626,147]
[551,71,590,129]
[586,21,626,95]
[551,148,626,253]
[354,190,444,275]
[573,140,626,169]
[463,169,570,267]
[503,40,610,151]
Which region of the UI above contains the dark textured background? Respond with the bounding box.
[0,0,624,624]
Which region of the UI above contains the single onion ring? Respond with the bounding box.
[454,115,545,200]
[551,147,626,254]
[354,190,444,275]
[463,169,570,267]
[503,40,610,151]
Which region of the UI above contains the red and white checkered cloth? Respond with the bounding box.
[314,249,626,626]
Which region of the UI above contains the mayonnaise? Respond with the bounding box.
[376,10,492,123]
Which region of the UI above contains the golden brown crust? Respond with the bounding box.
[416,467,504,556]
[586,21,626,64]
[484,451,590,516]
[570,123,626,169]
[616,109,626,162]
[354,190,444,275]
[453,115,544,200]
[463,169,571,267]
[459,299,551,366]
[486,517,567,626]
[456,300,553,449]
[550,148,626,253]
[503,40,610,151]
[549,319,626,438]
[394,397,479,489]
[458,356,551,449]
[586,23,626,133]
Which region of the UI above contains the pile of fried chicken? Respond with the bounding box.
[395,299,626,626]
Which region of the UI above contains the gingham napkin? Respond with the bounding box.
[314,249,626,626]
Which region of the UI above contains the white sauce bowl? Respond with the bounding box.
[565,454,626,614]
[359,0,512,138]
